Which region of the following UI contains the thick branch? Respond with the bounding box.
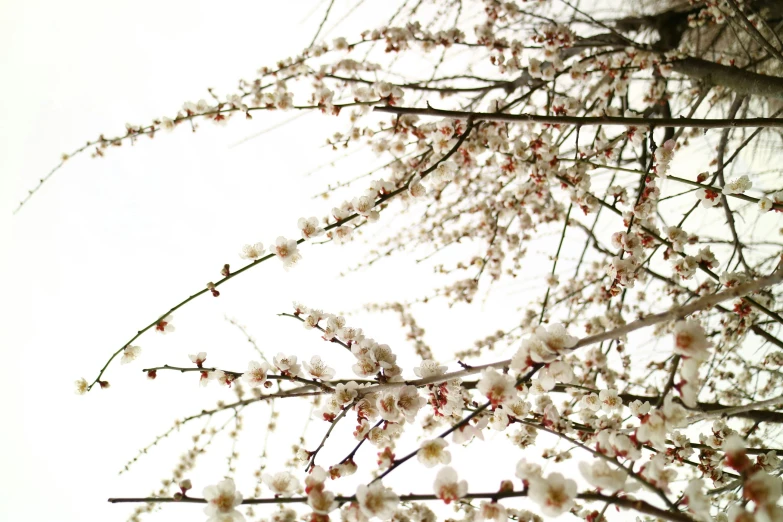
[374,105,783,127]
[670,57,783,100]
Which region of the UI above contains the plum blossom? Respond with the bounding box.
[203,478,244,522]
[629,400,651,417]
[722,175,752,195]
[396,385,426,422]
[696,188,721,208]
[641,453,677,492]
[679,357,703,407]
[377,391,403,423]
[527,472,577,517]
[599,389,622,412]
[274,237,301,269]
[74,378,88,395]
[242,361,270,387]
[413,360,447,378]
[307,488,338,516]
[298,217,324,240]
[352,195,380,222]
[653,139,675,177]
[515,459,543,486]
[580,393,601,412]
[305,466,328,493]
[636,412,666,449]
[432,161,457,184]
[417,438,451,468]
[328,459,357,479]
[433,467,468,504]
[535,324,578,354]
[155,314,175,333]
[190,352,207,367]
[209,370,234,387]
[330,225,354,244]
[121,345,141,364]
[683,479,711,521]
[273,353,301,376]
[579,460,627,491]
[304,309,324,329]
[538,361,573,391]
[262,471,300,497]
[356,482,399,520]
[240,242,265,260]
[477,369,517,406]
[744,470,782,506]
[489,407,510,431]
[408,174,427,198]
[303,355,335,380]
[672,320,710,360]
[341,503,369,522]
[452,416,488,444]
[477,501,507,522]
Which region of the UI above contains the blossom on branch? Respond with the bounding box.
[527,472,577,517]
[356,482,399,520]
[240,242,265,260]
[417,438,451,468]
[476,369,517,407]
[303,355,335,380]
[155,314,175,334]
[121,345,141,364]
[262,471,301,497]
[433,466,468,504]
[298,217,324,240]
[274,237,301,269]
[203,478,244,522]
[241,361,270,387]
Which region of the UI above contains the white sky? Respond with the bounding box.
[0,2,539,521]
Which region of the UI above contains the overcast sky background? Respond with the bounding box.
[0,2,551,521]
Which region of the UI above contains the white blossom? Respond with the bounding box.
[744,470,782,506]
[242,361,270,387]
[433,467,468,504]
[683,479,711,521]
[527,472,577,517]
[240,242,265,260]
[74,378,88,395]
[477,501,507,522]
[356,482,399,521]
[535,324,577,354]
[273,353,301,376]
[298,217,324,239]
[203,478,244,522]
[121,345,141,364]
[303,355,335,380]
[672,320,710,360]
[274,237,301,269]
[262,471,300,497]
[417,438,451,468]
[477,369,517,406]
[578,460,627,491]
[413,360,447,378]
[155,314,175,333]
[722,175,752,195]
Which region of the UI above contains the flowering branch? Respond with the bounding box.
[373,105,783,129]
[107,490,698,522]
[83,120,476,391]
[141,364,334,392]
